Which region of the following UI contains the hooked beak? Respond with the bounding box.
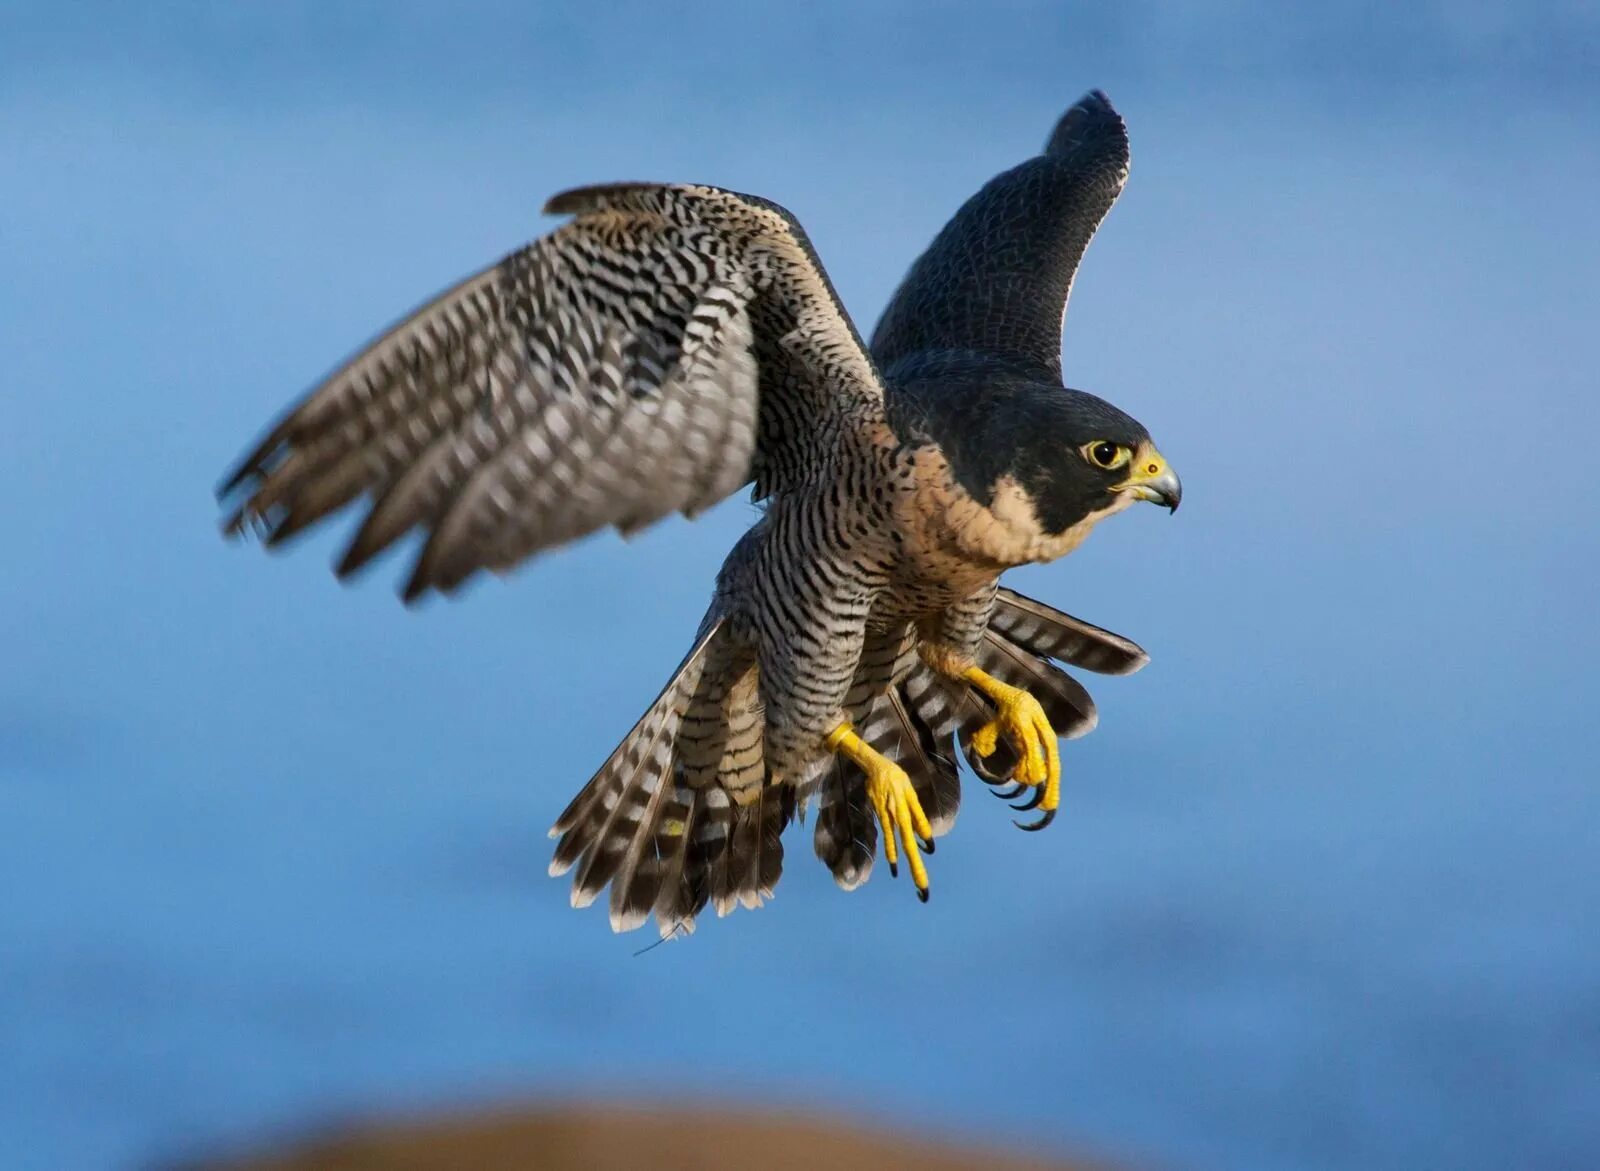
[1116,444,1182,512]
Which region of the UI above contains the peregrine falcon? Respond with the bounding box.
[219,90,1180,936]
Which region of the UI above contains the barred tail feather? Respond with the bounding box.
[644,782,698,934]
[648,780,794,936]
[751,783,793,907]
[726,784,793,914]
[813,759,877,890]
[990,587,1149,675]
[700,786,740,919]
[549,617,800,937]
[813,662,975,889]
[893,666,979,833]
[548,621,720,931]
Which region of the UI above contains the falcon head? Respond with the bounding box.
[1018,388,1180,537]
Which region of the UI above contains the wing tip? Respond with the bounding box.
[399,575,431,607]
[1094,633,1151,676]
[216,416,298,502]
[216,444,261,499]
[542,182,672,217]
[543,182,799,232]
[219,507,251,541]
[1045,88,1128,159]
[335,523,394,583]
[541,187,590,216]
[215,466,250,502]
[1117,646,1152,676]
[398,557,470,606]
[1063,705,1100,741]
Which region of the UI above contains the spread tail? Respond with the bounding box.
[548,617,794,938]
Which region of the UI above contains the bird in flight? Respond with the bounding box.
[219,90,1180,937]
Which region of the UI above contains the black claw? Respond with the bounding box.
[992,782,1026,801]
[917,886,930,903]
[1014,808,1057,832]
[1010,787,1046,812]
[920,835,936,855]
[888,858,899,878]
[963,740,1014,786]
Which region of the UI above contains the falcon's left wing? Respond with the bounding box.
[869,90,1129,380]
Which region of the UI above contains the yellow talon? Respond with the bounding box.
[962,666,1061,820]
[826,722,933,900]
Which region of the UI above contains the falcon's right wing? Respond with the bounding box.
[219,184,886,602]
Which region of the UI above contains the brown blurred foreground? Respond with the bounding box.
[195,1102,1113,1171]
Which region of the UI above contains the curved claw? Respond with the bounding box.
[920,835,936,855]
[963,741,1011,786]
[991,782,1027,801]
[1014,807,1057,832]
[1010,786,1046,812]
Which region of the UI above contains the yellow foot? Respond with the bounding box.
[826,722,934,901]
[962,666,1061,831]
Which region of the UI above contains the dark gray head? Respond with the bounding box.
[1014,387,1180,534]
[883,353,1180,541]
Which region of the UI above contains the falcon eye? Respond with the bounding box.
[1084,440,1131,470]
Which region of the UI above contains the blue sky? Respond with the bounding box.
[2,4,1598,1170]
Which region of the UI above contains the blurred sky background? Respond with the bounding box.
[3,3,1599,1169]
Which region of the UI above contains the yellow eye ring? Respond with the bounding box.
[1083,440,1131,470]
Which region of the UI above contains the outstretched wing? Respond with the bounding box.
[219,184,883,602]
[869,90,1129,380]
